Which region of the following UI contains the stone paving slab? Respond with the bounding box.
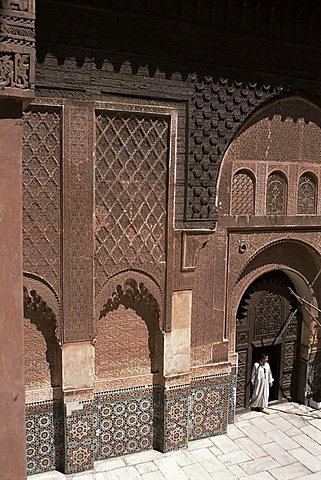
[27,403,321,480]
[268,461,311,480]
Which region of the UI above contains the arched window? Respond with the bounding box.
[266,171,287,215]
[231,170,255,215]
[297,172,317,214]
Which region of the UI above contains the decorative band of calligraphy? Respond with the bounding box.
[0,51,31,89]
[0,0,35,14]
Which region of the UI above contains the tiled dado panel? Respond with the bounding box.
[228,371,237,425]
[26,376,233,475]
[161,386,189,452]
[64,402,95,474]
[189,374,230,441]
[94,386,159,460]
[26,400,63,476]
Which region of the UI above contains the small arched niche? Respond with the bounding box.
[266,170,288,215]
[297,171,318,214]
[96,277,162,379]
[24,285,61,390]
[230,169,255,215]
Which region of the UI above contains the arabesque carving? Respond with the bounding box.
[0,0,35,97]
[99,278,160,324]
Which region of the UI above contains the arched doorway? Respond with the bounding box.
[236,270,302,410]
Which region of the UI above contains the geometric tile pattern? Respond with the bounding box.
[94,387,157,460]
[189,375,229,440]
[228,372,237,424]
[25,376,233,475]
[64,403,94,474]
[25,400,63,476]
[162,386,189,452]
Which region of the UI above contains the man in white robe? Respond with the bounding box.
[250,352,274,414]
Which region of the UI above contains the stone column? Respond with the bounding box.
[158,290,192,452]
[0,2,35,479]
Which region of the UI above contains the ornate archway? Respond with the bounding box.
[236,270,301,410]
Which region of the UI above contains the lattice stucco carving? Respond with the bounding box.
[188,75,284,222]
[266,171,287,215]
[297,172,317,214]
[95,111,169,293]
[22,106,61,294]
[231,170,255,215]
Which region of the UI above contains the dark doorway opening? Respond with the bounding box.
[252,344,281,402]
[236,270,301,411]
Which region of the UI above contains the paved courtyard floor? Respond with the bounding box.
[29,402,321,480]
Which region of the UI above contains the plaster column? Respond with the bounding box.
[158,290,192,451]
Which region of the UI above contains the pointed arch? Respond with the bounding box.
[23,283,61,390]
[96,272,162,379]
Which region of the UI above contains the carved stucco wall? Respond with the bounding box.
[96,306,156,379]
[0,0,35,99]
[212,97,321,387]
[219,97,321,217]
[23,278,61,393]
[24,318,61,390]
[191,97,321,369]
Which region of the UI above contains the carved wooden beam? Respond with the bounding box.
[0,0,35,99]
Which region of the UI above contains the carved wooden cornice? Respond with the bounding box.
[0,0,35,99]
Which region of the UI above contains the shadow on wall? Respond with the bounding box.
[24,286,64,474]
[308,330,321,404]
[23,286,61,389]
[97,278,162,378]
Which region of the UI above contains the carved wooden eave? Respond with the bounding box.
[0,0,35,99]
